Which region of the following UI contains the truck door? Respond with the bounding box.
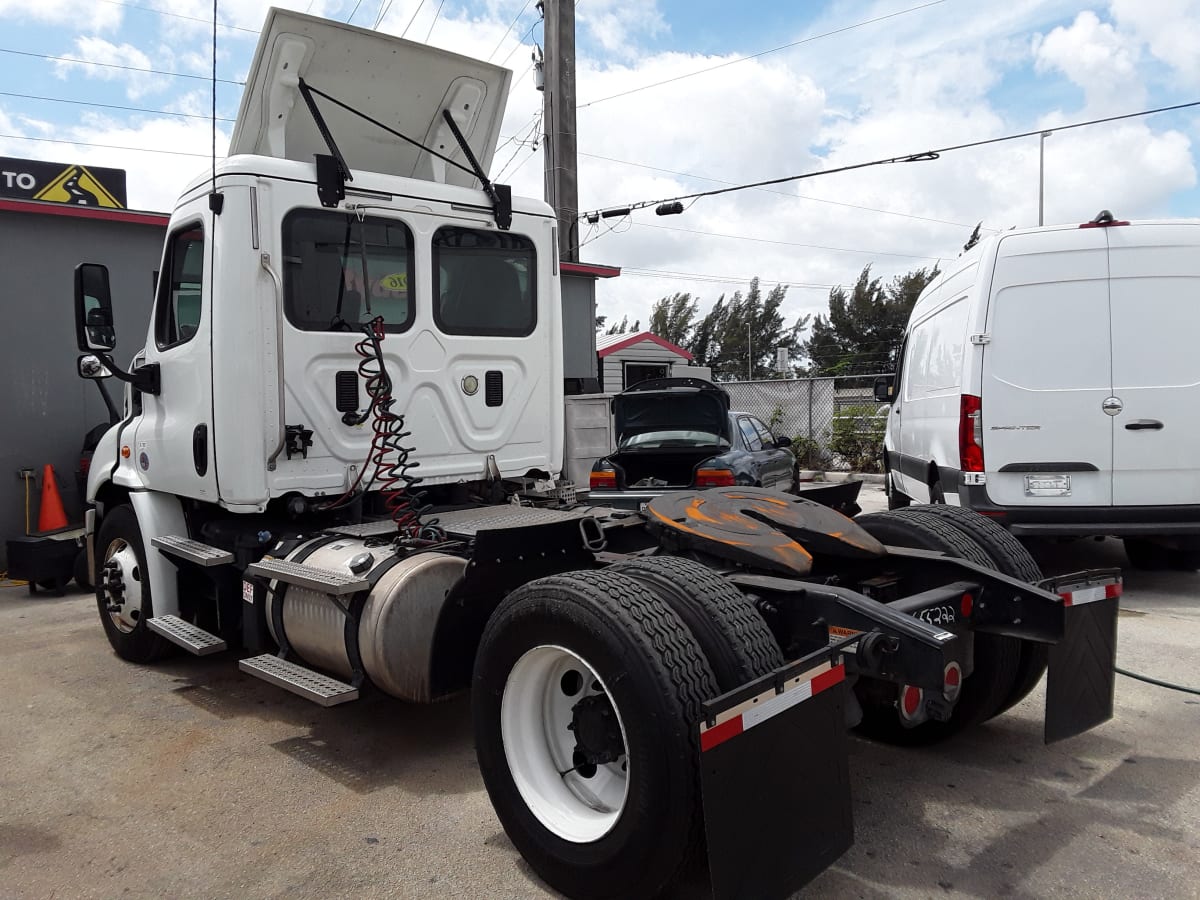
[134,212,218,501]
[981,228,1111,507]
[1108,223,1200,506]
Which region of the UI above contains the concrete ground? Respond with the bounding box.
[2,485,1198,899]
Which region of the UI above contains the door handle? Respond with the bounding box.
[1124,420,1164,431]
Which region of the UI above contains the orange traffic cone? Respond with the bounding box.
[37,464,69,532]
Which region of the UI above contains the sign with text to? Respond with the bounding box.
[1,156,127,208]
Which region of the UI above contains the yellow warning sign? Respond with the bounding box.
[33,165,124,209]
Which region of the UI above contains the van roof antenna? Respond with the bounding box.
[208,0,223,214]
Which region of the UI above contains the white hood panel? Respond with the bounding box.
[229,8,511,188]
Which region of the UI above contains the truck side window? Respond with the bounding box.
[282,210,415,333]
[154,224,205,350]
[433,227,536,337]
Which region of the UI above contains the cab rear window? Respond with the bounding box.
[433,227,535,336]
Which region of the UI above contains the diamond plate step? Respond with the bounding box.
[239,654,358,706]
[151,535,234,567]
[245,557,369,595]
[147,615,227,656]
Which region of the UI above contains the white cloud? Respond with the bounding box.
[1111,0,1200,85]
[52,37,170,100]
[0,0,122,31]
[578,0,667,58]
[1033,11,1145,111]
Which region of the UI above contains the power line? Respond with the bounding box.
[500,18,542,67]
[0,90,236,122]
[577,0,946,110]
[582,98,1200,220]
[375,0,397,29]
[576,149,989,231]
[401,0,428,39]
[95,0,259,35]
[346,0,366,24]
[0,46,244,86]
[425,0,448,41]
[490,0,534,61]
[634,220,941,260]
[0,132,213,159]
[620,266,836,290]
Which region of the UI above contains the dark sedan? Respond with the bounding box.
[587,378,795,509]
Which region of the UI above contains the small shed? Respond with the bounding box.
[596,332,694,393]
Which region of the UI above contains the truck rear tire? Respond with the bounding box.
[95,505,173,663]
[608,555,783,691]
[891,504,1048,715]
[852,511,1021,744]
[472,570,717,900]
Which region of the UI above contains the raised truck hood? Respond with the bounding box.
[229,8,512,188]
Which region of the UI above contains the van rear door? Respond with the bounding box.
[1108,223,1200,506]
[981,228,1112,507]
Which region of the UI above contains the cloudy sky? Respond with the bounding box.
[1,0,1198,345]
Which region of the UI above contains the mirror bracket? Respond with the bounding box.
[99,355,161,395]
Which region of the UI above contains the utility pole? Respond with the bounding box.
[542,0,580,261]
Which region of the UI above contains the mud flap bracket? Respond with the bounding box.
[700,645,854,899]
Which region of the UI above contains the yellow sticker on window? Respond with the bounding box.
[377,272,408,292]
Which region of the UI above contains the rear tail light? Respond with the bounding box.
[589,467,617,490]
[695,468,736,487]
[79,456,91,477]
[959,394,984,472]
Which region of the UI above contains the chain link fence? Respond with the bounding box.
[721,374,890,472]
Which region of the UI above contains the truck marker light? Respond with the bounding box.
[699,663,845,752]
[121,445,131,458]
[943,663,962,702]
[960,592,973,617]
[900,685,923,719]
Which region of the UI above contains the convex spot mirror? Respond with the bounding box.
[77,354,112,380]
[75,263,116,352]
[874,375,895,404]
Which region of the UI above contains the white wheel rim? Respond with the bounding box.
[501,645,630,843]
[102,539,142,633]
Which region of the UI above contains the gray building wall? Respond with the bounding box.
[560,272,598,382]
[0,205,165,565]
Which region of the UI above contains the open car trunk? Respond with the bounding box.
[611,448,719,488]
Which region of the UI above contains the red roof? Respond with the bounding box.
[596,331,693,361]
[561,261,621,279]
[0,198,169,227]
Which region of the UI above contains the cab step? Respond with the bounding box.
[238,654,359,706]
[151,535,234,567]
[244,557,369,595]
[147,615,227,656]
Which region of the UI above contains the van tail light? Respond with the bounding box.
[695,467,736,487]
[589,465,617,490]
[959,394,984,472]
[79,456,91,477]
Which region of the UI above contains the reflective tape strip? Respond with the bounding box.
[1060,581,1122,607]
[700,664,845,752]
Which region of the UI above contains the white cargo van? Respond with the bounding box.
[877,212,1200,568]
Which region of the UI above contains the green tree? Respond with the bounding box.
[606,315,629,335]
[648,293,699,347]
[804,264,939,376]
[595,315,607,332]
[684,278,809,380]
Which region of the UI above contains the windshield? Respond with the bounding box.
[618,429,730,450]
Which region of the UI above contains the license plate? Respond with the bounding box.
[1025,473,1071,497]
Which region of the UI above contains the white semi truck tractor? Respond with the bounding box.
[72,10,1122,899]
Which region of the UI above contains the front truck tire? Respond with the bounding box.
[94,504,173,663]
[473,570,718,900]
[853,511,1021,744]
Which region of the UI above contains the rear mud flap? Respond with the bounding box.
[699,654,853,899]
[1045,594,1118,743]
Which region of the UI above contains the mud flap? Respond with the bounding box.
[1045,593,1118,743]
[699,652,853,899]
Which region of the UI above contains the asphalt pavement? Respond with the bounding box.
[1,485,1197,899]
